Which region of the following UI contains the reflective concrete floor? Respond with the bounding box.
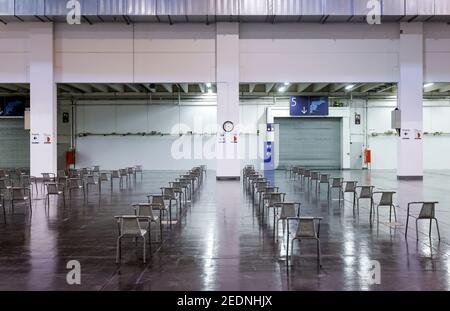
[1,169,450,290]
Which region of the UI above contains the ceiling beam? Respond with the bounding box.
[69,84,93,93]
[90,84,109,92]
[142,84,153,92]
[330,83,348,92]
[126,84,141,92]
[179,83,189,93]
[438,84,450,93]
[162,83,173,93]
[265,83,275,93]
[313,83,329,92]
[296,83,311,93]
[360,83,385,93]
[377,84,396,93]
[0,84,22,92]
[58,84,82,93]
[424,83,443,93]
[109,84,125,92]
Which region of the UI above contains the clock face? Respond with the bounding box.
[223,121,234,132]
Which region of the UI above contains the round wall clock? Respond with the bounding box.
[223,120,234,132]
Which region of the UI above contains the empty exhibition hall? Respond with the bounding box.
[3,0,450,304]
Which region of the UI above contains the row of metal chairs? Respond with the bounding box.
[0,165,145,224]
[289,165,441,241]
[114,165,207,264]
[243,165,323,268]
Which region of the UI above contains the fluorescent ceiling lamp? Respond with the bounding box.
[206,83,212,88]
[345,84,355,90]
[284,82,290,86]
[207,88,213,94]
[424,83,434,88]
[278,86,286,92]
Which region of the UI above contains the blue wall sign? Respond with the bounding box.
[290,96,329,116]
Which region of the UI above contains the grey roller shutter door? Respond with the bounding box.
[0,119,30,169]
[275,117,341,169]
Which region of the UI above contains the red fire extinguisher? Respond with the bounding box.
[364,148,372,168]
[66,149,75,167]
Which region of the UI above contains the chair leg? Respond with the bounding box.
[142,236,146,264]
[415,218,419,240]
[116,236,121,263]
[405,214,409,238]
[317,239,322,268]
[393,204,397,221]
[2,203,6,224]
[429,218,433,239]
[434,218,441,241]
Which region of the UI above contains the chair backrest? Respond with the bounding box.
[419,202,437,218]
[331,178,342,187]
[379,192,395,205]
[161,187,175,198]
[0,178,11,189]
[135,165,143,172]
[134,203,156,219]
[149,195,165,206]
[344,181,357,192]
[20,175,31,187]
[279,203,299,219]
[319,174,329,183]
[127,167,134,174]
[46,183,60,195]
[111,170,120,178]
[42,173,52,181]
[12,187,27,200]
[69,178,82,188]
[87,175,96,183]
[118,217,142,235]
[57,170,67,178]
[92,166,100,172]
[303,170,311,178]
[120,169,128,176]
[268,192,284,205]
[295,217,318,238]
[359,186,373,198]
[0,170,7,179]
[100,172,109,181]
[310,172,319,180]
[69,170,80,178]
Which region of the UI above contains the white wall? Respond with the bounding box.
[65,97,450,171]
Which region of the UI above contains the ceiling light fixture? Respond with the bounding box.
[424,83,434,88]
[345,84,355,90]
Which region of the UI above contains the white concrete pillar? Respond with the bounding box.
[397,22,423,180]
[216,23,240,179]
[29,23,57,176]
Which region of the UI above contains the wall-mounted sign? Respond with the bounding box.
[43,134,52,144]
[266,123,274,132]
[218,133,226,144]
[401,129,411,140]
[355,113,361,125]
[414,129,422,140]
[290,96,329,116]
[62,112,70,123]
[31,133,40,144]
